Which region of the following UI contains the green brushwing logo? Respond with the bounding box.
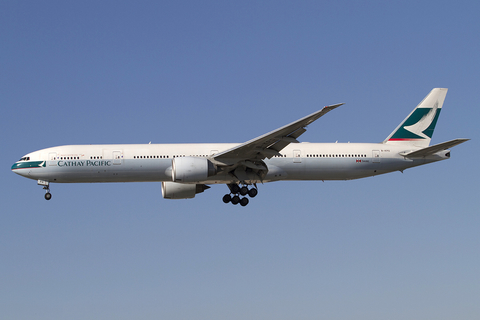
[389,106,441,141]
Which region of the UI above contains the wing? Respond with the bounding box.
[212,103,343,165]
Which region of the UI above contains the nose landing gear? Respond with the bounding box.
[38,180,52,200]
[223,183,257,206]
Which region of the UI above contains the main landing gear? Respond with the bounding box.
[222,184,258,206]
[38,180,52,200]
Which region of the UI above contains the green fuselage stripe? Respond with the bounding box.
[11,161,46,170]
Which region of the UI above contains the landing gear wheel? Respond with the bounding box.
[224,183,258,206]
[240,186,248,196]
[231,184,240,194]
[222,194,231,203]
[240,197,249,206]
[45,192,52,200]
[231,195,240,205]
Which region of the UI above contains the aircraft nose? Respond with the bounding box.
[11,162,29,177]
[12,162,19,171]
[12,162,21,174]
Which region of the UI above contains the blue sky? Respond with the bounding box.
[1,1,479,319]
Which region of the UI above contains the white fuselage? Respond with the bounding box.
[12,142,448,184]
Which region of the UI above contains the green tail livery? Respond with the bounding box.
[384,88,446,147]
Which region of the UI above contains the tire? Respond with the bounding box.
[240,186,248,196]
[222,194,231,203]
[231,195,240,205]
[248,188,258,198]
[231,184,240,194]
[240,197,249,206]
[45,192,52,200]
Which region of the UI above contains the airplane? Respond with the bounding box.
[12,88,468,206]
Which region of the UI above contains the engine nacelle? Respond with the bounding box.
[172,157,216,183]
[161,181,210,199]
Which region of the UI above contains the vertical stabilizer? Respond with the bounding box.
[384,88,447,147]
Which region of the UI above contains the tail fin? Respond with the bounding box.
[384,88,448,147]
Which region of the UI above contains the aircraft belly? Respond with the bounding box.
[273,158,396,181]
[278,158,365,180]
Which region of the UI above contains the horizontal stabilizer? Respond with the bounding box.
[401,139,469,158]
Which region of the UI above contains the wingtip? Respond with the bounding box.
[325,103,345,108]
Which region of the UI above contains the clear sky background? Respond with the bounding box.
[1,1,479,319]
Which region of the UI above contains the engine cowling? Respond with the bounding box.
[161,181,210,199]
[172,157,216,183]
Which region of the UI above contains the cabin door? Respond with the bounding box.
[113,151,123,165]
[293,150,302,163]
[48,152,57,166]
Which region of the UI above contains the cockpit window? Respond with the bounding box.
[18,157,30,161]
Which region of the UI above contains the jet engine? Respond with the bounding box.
[172,157,216,183]
[161,181,210,199]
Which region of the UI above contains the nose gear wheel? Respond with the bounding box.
[38,180,52,200]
